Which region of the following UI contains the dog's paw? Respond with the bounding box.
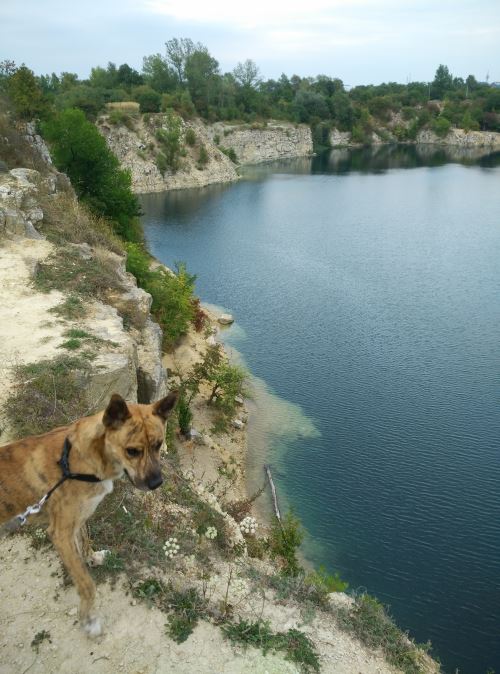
[82,615,103,638]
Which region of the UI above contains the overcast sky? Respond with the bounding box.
[1,0,499,85]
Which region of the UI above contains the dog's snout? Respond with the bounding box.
[147,473,163,490]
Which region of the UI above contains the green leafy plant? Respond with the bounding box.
[222,619,320,673]
[269,512,303,577]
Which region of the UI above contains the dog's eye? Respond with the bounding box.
[152,441,163,452]
[126,447,142,458]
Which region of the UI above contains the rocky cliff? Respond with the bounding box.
[98,115,313,193]
[98,115,238,194]
[329,125,500,148]
[206,121,313,164]
[0,165,167,442]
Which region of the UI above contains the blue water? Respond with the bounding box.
[141,146,500,673]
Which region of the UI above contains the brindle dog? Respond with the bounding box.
[0,391,178,636]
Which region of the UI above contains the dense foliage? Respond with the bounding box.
[41,108,141,240]
[2,51,499,144]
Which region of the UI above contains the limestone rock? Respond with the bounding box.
[207,121,313,164]
[136,317,168,403]
[218,313,234,325]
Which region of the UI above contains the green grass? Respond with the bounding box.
[34,247,123,300]
[222,619,320,673]
[50,295,87,320]
[2,355,90,437]
[165,587,206,643]
[337,594,432,674]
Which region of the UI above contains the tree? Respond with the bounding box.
[0,59,16,91]
[233,59,261,88]
[42,108,140,240]
[185,49,220,116]
[7,65,46,119]
[117,63,143,88]
[142,54,177,93]
[165,37,202,85]
[132,84,161,112]
[431,64,453,99]
[292,89,329,123]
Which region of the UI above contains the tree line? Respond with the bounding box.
[1,41,499,143]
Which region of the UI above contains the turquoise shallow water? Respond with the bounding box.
[141,146,500,673]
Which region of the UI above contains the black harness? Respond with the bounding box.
[0,438,102,536]
[44,437,102,500]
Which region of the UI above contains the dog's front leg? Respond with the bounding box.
[48,516,102,637]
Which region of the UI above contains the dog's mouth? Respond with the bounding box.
[123,469,161,491]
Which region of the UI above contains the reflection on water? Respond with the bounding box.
[141,146,500,674]
[240,144,500,178]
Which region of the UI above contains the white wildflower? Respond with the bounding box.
[163,537,180,560]
[239,516,258,536]
[205,526,218,540]
[34,528,46,540]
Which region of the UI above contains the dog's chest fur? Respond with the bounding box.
[80,479,113,521]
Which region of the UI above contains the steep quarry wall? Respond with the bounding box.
[329,125,500,148]
[99,116,313,193]
[0,167,167,442]
[206,121,313,164]
[98,116,238,194]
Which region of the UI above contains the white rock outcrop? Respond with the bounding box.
[207,121,313,164]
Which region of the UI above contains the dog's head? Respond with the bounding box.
[102,391,178,491]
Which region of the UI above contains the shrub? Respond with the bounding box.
[431,116,451,137]
[165,587,206,644]
[222,619,320,673]
[269,512,303,576]
[108,109,135,129]
[177,391,193,436]
[125,244,196,348]
[183,344,248,431]
[132,85,161,113]
[220,146,238,163]
[184,127,196,146]
[197,144,209,169]
[155,110,183,173]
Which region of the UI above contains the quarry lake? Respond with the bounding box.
[141,145,500,674]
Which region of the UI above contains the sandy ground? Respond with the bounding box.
[0,536,402,674]
[0,238,68,440]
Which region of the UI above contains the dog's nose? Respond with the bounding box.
[147,474,163,490]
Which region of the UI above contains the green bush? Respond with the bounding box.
[177,391,193,436]
[108,109,135,129]
[220,146,238,163]
[222,619,320,673]
[41,108,141,242]
[184,127,196,145]
[431,116,452,137]
[197,144,209,169]
[269,512,303,577]
[155,110,183,173]
[125,244,196,348]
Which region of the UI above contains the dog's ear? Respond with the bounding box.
[153,391,179,421]
[103,394,131,429]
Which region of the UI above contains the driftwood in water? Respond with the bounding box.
[265,465,281,522]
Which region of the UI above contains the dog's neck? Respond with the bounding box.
[66,414,123,481]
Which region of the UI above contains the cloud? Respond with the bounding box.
[143,0,384,29]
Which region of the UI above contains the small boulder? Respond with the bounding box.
[231,418,245,430]
[218,313,234,325]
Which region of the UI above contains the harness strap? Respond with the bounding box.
[0,437,102,537]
